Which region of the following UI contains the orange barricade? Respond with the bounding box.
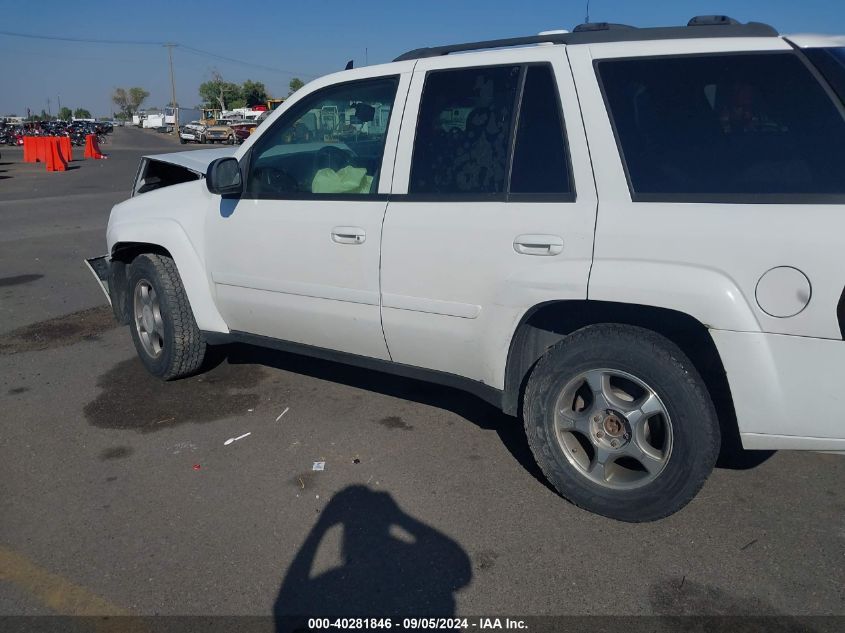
[46,138,67,172]
[45,140,55,171]
[52,138,67,172]
[35,137,48,164]
[84,134,105,160]
[59,136,73,163]
[23,136,36,163]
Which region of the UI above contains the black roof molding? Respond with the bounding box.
[393,16,778,62]
[688,15,740,26]
[572,22,636,33]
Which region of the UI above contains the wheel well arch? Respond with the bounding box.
[108,242,173,325]
[503,300,738,447]
[111,241,172,262]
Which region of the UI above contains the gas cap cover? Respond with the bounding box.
[755,266,811,318]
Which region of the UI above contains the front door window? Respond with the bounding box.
[245,77,400,197]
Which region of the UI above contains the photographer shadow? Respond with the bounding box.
[274,485,471,631]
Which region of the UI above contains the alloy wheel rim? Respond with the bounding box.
[553,368,673,490]
[133,279,165,358]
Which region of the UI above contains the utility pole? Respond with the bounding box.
[164,43,178,135]
[46,97,51,118]
[585,0,591,23]
[57,95,62,117]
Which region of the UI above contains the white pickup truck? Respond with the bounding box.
[89,16,845,521]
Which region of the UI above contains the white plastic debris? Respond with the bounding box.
[224,432,251,446]
[276,407,290,422]
[312,461,325,471]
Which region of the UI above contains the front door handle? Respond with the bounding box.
[331,226,366,245]
[513,234,563,256]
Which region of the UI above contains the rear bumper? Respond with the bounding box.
[711,329,845,451]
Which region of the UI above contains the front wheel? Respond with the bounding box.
[227,134,235,145]
[523,324,719,522]
[127,253,207,380]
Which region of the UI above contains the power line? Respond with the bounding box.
[0,30,313,77]
[0,30,165,45]
[179,44,314,78]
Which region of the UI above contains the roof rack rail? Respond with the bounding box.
[572,22,636,33]
[688,15,740,26]
[394,33,571,63]
[393,18,778,62]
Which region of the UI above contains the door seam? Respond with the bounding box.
[379,60,419,361]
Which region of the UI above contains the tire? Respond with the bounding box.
[199,135,206,144]
[179,137,186,144]
[523,324,719,522]
[227,134,235,145]
[127,253,207,380]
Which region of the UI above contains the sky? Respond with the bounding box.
[1,0,843,117]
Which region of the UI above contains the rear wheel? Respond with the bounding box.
[523,324,719,522]
[127,253,206,380]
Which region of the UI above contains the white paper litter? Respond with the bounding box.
[224,432,252,446]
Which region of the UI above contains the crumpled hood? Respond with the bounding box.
[142,147,236,174]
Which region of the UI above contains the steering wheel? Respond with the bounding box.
[314,145,354,172]
[253,165,298,194]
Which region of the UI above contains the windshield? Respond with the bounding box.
[804,47,845,105]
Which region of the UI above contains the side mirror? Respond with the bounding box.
[206,157,243,196]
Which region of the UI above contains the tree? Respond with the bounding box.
[112,86,149,119]
[73,108,92,119]
[58,107,73,121]
[128,87,149,112]
[112,88,129,116]
[241,79,269,107]
[288,78,304,95]
[198,71,241,111]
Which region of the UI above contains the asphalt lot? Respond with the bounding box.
[1,127,844,625]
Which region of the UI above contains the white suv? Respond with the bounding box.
[93,16,845,521]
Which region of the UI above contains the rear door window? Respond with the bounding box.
[597,53,845,201]
[409,65,521,196]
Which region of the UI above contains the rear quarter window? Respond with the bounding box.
[597,52,845,202]
[803,47,845,106]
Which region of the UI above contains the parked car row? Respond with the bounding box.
[0,120,113,146]
[178,120,256,145]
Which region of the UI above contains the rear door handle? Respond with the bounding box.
[513,234,563,256]
[331,226,366,245]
